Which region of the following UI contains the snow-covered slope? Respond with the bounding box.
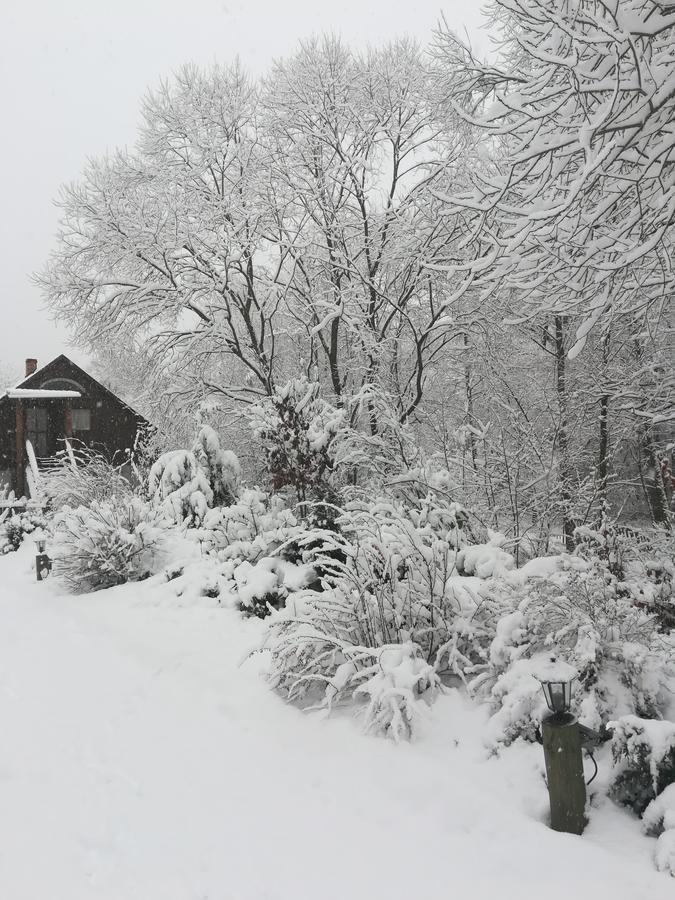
[0,545,670,899]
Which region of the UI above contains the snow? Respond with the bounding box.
[530,656,578,684]
[3,388,82,399]
[354,641,440,742]
[457,533,515,578]
[0,543,672,899]
[233,558,280,605]
[643,783,675,835]
[654,828,675,876]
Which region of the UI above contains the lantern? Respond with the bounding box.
[534,657,578,717]
[34,533,51,581]
[540,678,574,714]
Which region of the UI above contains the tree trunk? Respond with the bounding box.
[463,331,478,474]
[632,338,671,527]
[554,316,575,552]
[639,425,671,526]
[596,333,610,515]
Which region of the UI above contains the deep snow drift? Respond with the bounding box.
[0,544,671,900]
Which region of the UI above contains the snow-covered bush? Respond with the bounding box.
[471,556,675,745]
[149,448,212,525]
[200,488,302,564]
[149,426,240,525]
[193,488,313,616]
[609,716,675,816]
[41,444,135,510]
[643,783,675,837]
[259,498,496,737]
[263,591,440,740]
[0,507,47,553]
[53,496,169,592]
[624,528,675,633]
[354,643,441,741]
[289,499,486,667]
[249,377,344,503]
[457,530,515,578]
[228,556,317,619]
[191,425,240,506]
[574,519,674,625]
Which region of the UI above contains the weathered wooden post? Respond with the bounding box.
[535,658,587,835]
[542,712,586,834]
[15,400,25,496]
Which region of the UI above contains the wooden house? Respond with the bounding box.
[0,355,148,498]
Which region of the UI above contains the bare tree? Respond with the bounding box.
[262,38,474,424]
[40,43,474,436]
[433,0,675,334]
[41,64,280,405]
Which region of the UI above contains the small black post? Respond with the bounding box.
[542,712,587,835]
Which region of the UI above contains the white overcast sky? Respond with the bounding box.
[0,0,489,381]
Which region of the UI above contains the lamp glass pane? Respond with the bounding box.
[541,682,552,710]
[550,683,566,713]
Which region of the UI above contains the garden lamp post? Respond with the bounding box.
[34,535,51,582]
[535,657,587,836]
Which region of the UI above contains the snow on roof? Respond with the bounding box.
[4,389,82,399]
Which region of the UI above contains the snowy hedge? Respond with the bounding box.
[53,497,169,592]
[610,716,675,816]
[607,715,675,876]
[253,496,675,745]
[0,507,47,554]
[466,545,675,746]
[258,497,502,737]
[200,488,302,563]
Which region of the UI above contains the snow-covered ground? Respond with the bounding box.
[0,544,671,900]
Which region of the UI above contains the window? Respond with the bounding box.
[72,408,91,432]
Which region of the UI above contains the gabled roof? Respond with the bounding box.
[9,354,148,422]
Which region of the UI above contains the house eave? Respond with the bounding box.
[2,389,82,400]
